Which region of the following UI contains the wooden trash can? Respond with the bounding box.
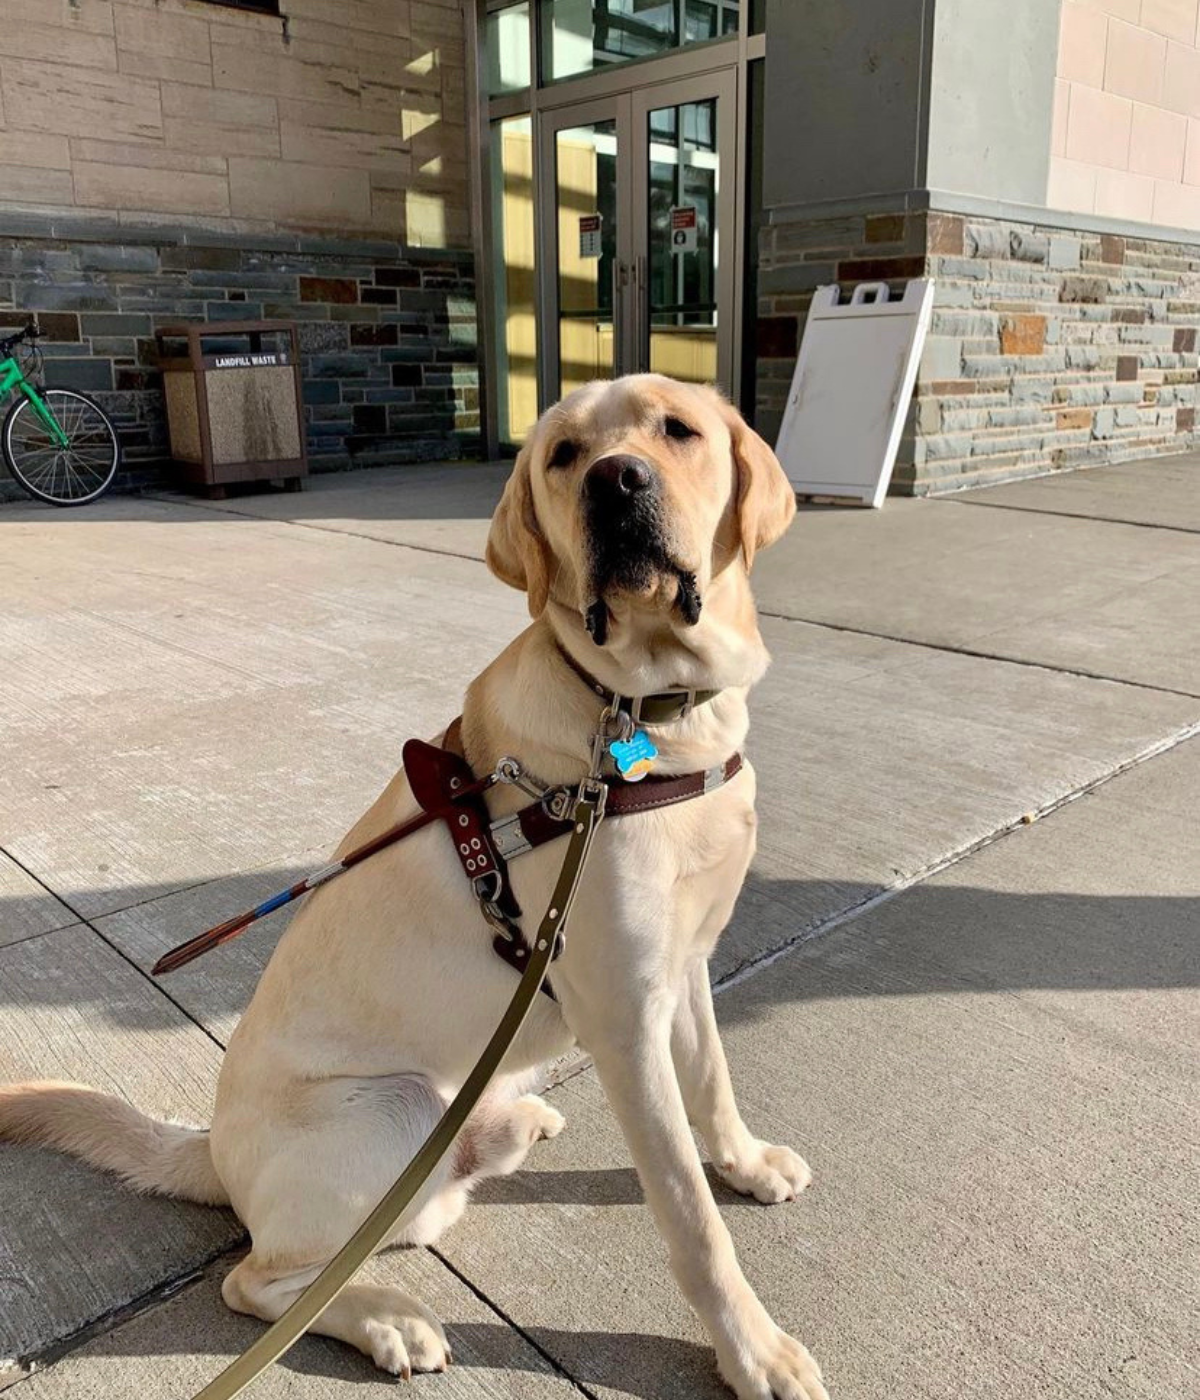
[156,320,308,497]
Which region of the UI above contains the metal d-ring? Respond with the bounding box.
[472,870,503,905]
[542,786,573,821]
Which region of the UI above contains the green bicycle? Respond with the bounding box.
[1,320,120,506]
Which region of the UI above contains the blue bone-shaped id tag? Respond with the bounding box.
[609,729,658,781]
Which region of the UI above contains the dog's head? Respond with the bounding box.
[486,375,794,643]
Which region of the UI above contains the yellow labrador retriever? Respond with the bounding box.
[0,374,826,1400]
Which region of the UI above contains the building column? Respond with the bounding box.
[752,0,1200,493]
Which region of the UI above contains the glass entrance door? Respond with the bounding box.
[549,107,627,398]
[633,70,736,390]
[538,67,736,405]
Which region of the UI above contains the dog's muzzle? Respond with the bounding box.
[582,454,700,644]
[583,452,667,589]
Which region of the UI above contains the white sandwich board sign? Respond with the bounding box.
[775,278,935,507]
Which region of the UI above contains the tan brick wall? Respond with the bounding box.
[1050,0,1200,229]
[0,0,469,246]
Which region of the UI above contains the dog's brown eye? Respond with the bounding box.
[548,440,579,469]
[663,416,698,442]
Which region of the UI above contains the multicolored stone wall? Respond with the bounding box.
[916,214,1200,492]
[0,220,478,494]
[756,207,1200,494]
[753,207,934,453]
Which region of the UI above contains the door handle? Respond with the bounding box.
[611,259,629,376]
[634,255,648,371]
[611,259,620,375]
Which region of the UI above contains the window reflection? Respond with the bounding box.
[486,3,532,95]
[542,0,740,83]
[556,120,620,396]
[647,99,719,385]
[490,116,538,443]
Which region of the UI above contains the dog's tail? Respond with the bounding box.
[0,1080,229,1206]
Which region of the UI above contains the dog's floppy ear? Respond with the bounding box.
[724,401,796,569]
[486,442,551,616]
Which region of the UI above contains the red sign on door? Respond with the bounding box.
[670,205,698,253]
[579,214,603,259]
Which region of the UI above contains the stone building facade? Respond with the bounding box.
[0,0,477,489]
[756,0,1200,494]
[2,0,1200,496]
[756,207,1199,494]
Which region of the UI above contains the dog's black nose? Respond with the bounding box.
[586,454,653,500]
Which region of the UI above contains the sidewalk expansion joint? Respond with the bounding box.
[140,491,486,567]
[152,489,1200,702]
[757,608,1200,700]
[0,916,88,955]
[3,1239,247,1386]
[0,873,243,954]
[715,720,1200,995]
[428,1247,601,1399]
[0,843,228,1056]
[948,496,1200,536]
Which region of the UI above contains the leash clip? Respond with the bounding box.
[494,755,550,801]
[576,773,609,819]
[590,704,633,777]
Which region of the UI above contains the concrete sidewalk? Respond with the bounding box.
[1,454,1197,1399]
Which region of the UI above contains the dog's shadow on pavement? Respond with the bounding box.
[474,1163,770,1209]
[714,870,1200,1025]
[2,871,1196,1035]
[275,1319,723,1397]
[30,1256,728,1400]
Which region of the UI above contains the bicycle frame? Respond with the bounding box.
[0,355,70,448]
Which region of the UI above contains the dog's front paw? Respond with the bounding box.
[361,1302,450,1378]
[717,1323,828,1400]
[716,1141,811,1203]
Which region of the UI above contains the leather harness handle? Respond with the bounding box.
[151,722,741,981]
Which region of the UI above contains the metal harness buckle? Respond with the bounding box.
[543,787,573,821]
[490,811,532,861]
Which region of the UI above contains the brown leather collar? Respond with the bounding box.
[442,715,742,835]
[555,642,721,726]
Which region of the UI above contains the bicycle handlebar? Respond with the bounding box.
[0,319,39,357]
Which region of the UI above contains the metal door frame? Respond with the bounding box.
[536,66,738,407]
[630,66,738,395]
[469,0,765,453]
[535,92,634,407]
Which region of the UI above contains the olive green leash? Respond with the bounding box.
[191,775,608,1400]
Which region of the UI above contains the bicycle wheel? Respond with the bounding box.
[3,389,120,506]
